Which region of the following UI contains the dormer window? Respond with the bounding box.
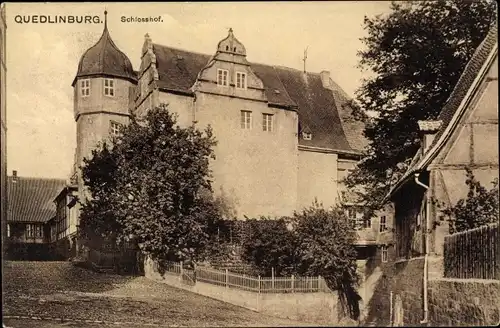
[226,45,229,51]
[104,78,114,97]
[233,47,236,52]
[217,69,229,86]
[302,132,312,140]
[80,79,90,97]
[236,72,247,89]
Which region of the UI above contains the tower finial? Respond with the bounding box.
[302,46,308,73]
[104,9,108,30]
[228,27,233,35]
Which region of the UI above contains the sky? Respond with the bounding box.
[5,1,392,179]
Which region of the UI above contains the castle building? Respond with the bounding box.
[58,12,392,256]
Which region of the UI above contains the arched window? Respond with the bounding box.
[226,45,229,51]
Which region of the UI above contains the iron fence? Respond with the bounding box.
[160,261,330,293]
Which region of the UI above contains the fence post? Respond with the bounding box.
[389,291,393,327]
[258,275,261,294]
[291,275,294,293]
[465,231,469,279]
[318,275,321,292]
[271,267,275,291]
[496,224,500,280]
[225,268,229,288]
[180,261,184,281]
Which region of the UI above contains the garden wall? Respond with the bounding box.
[363,253,500,327]
[362,256,425,326]
[428,278,500,326]
[143,257,343,325]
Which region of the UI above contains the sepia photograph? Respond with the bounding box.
[1,1,498,327]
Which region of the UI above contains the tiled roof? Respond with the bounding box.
[7,176,66,223]
[386,23,498,200]
[274,67,353,151]
[329,79,369,152]
[425,23,497,154]
[151,44,363,152]
[73,24,137,86]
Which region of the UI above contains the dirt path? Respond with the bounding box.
[3,261,318,327]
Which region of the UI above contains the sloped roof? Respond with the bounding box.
[386,23,498,200]
[151,44,364,153]
[274,67,353,150]
[73,21,137,86]
[7,176,66,223]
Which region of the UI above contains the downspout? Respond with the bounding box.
[414,173,429,325]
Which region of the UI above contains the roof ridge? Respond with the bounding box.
[152,43,329,76]
[8,175,66,182]
[152,43,212,59]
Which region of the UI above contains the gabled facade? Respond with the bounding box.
[386,24,498,268]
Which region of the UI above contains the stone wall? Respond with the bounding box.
[144,257,344,325]
[429,278,500,326]
[363,257,424,326]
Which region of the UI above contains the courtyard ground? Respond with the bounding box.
[2,261,318,327]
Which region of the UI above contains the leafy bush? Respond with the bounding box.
[240,217,298,277]
[440,167,499,234]
[239,201,361,319]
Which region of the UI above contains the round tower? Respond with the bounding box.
[72,11,137,201]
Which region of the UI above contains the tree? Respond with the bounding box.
[439,168,499,234]
[346,0,496,212]
[79,104,221,264]
[291,202,361,320]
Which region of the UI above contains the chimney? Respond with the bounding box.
[320,70,330,88]
[12,170,18,183]
[417,120,442,153]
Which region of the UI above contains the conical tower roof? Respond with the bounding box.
[72,11,136,86]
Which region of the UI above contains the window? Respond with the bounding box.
[262,113,273,132]
[346,207,356,220]
[80,79,90,97]
[302,132,312,140]
[217,69,229,86]
[364,217,372,229]
[381,246,388,263]
[236,72,247,89]
[346,207,363,230]
[35,225,43,238]
[110,121,121,136]
[26,224,33,238]
[25,224,42,238]
[241,111,252,129]
[104,78,114,96]
[380,215,387,232]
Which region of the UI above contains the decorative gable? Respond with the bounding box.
[195,29,266,102]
